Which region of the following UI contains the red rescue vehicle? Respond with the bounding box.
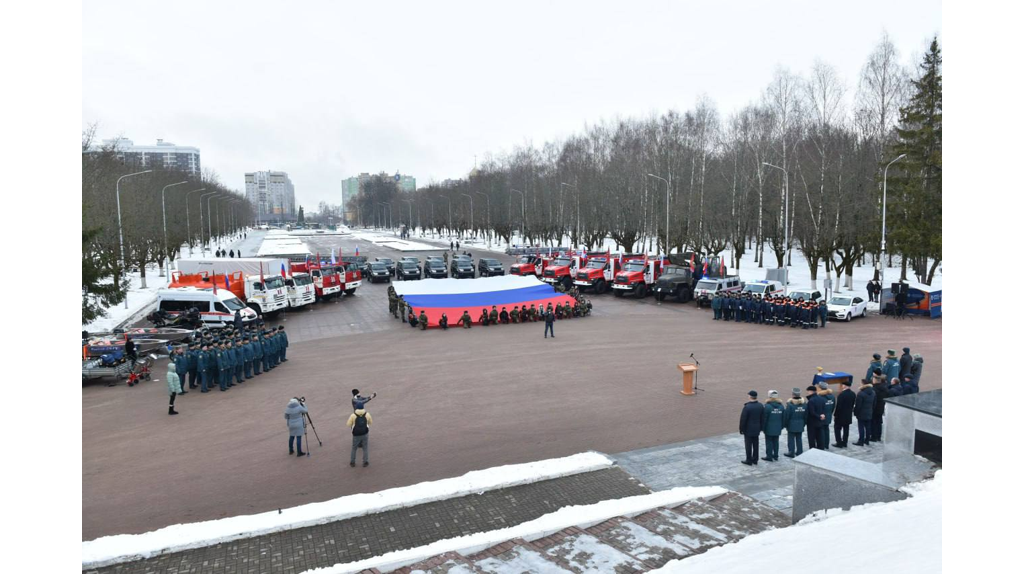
[612,256,665,298]
[572,252,623,295]
[290,260,342,300]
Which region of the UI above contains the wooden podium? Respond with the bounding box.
[677,362,699,395]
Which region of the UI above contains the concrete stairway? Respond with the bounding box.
[388,491,788,574]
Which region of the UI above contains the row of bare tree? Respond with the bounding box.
[82,127,254,323]
[355,33,940,288]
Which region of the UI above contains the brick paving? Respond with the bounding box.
[86,467,649,574]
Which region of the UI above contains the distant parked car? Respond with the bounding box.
[478,258,505,277]
[450,256,475,279]
[788,288,825,304]
[827,295,868,322]
[424,259,448,279]
[367,262,391,283]
[375,257,396,276]
[397,261,422,281]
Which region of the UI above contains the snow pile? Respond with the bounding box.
[651,472,942,573]
[348,228,446,251]
[303,485,727,574]
[81,452,613,569]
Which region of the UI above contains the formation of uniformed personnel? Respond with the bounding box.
[710,293,826,329]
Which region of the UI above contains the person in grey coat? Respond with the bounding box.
[166,363,181,415]
[285,398,308,456]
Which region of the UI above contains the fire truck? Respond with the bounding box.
[290,260,342,300]
[509,254,545,277]
[612,256,665,298]
[541,253,588,291]
[170,270,287,316]
[652,253,727,303]
[573,252,635,295]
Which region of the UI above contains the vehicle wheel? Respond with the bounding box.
[635,284,647,298]
[655,292,665,302]
[345,288,356,295]
[614,289,623,298]
[846,313,852,322]
[594,280,607,295]
[247,303,262,316]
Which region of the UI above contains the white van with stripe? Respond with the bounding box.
[155,287,258,329]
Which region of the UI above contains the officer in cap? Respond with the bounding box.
[277,326,289,362]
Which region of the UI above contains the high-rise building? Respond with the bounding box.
[340,172,416,224]
[96,137,201,175]
[245,171,296,223]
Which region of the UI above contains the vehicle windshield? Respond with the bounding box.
[371,263,386,270]
[400,262,417,270]
[294,275,312,286]
[586,260,606,269]
[552,258,571,266]
[377,258,393,265]
[624,261,646,272]
[221,296,246,311]
[516,256,533,264]
[791,291,812,300]
[661,266,683,275]
[743,284,767,293]
[829,297,853,306]
[264,276,285,289]
[427,261,444,269]
[402,258,419,264]
[482,259,499,266]
[696,280,719,291]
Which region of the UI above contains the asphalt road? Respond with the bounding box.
[82,230,943,540]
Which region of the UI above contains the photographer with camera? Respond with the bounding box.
[352,389,376,410]
[285,397,308,456]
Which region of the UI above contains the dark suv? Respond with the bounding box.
[367,261,391,283]
[478,258,504,277]
[450,256,475,279]
[375,257,395,276]
[397,261,422,280]
[424,259,448,279]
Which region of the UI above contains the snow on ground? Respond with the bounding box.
[348,228,446,252]
[303,485,727,574]
[84,233,253,333]
[651,472,942,574]
[81,452,613,570]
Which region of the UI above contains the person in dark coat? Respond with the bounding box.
[197,343,210,392]
[903,355,923,394]
[229,249,235,258]
[186,342,199,389]
[805,385,827,450]
[782,388,807,458]
[899,347,913,379]
[853,382,876,446]
[761,390,785,462]
[818,300,828,328]
[125,337,137,366]
[817,382,835,450]
[739,390,764,465]
[887,377,904,397]
[883,350,900,385]
[172,346,190,395]
[278,326,289,362]
[865,353,883,386]
[544,308,555,338]
[832,381,856,448]
[871,377,890,442]
[234,309,243,331]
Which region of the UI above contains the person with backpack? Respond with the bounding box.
[782,388,807,458]
[760,390,785,462]
[347,401,373,467]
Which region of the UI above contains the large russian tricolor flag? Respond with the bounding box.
[392,276,576,327]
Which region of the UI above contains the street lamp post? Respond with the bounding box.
[880,154,907,296]
[185,188,206,255]
[763,162,790,294]
[475,191,490,247]
[510,188,526,244]
[460,193,474,236]
[160,180,189,276]
[438,195,452,235]
[645,174,670,257]
[115,169,153,307]
[201,192,218,252]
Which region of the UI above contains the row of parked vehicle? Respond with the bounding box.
[360,255,507,282]
[504,250,869,321]
[153,257,365,329]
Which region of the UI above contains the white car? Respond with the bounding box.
[827,295,868,321]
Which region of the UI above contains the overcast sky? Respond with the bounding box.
[83,0,941,209]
